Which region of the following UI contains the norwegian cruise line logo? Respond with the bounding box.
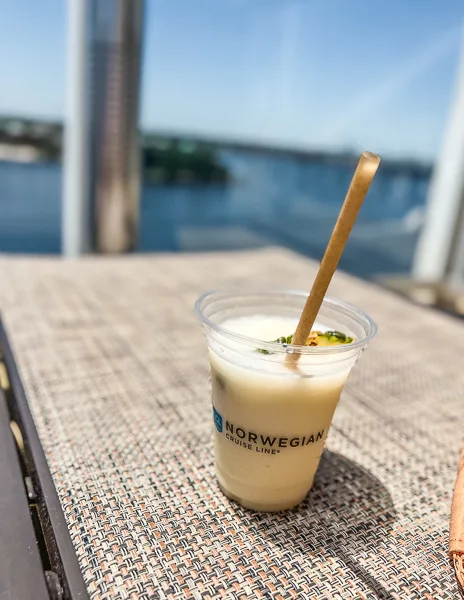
[213,407,223,432]
[212,406,325,454]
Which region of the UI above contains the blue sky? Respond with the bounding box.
[1,0,463,160]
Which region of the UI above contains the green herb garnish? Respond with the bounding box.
[256,330,353,354]
[256,335,293,354]
[318,331,353,344]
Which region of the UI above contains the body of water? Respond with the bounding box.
[0,150,429,278]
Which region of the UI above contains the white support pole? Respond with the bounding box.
[412,29,464,281]
[62,0,91,257]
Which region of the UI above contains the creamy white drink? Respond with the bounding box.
[211,315,353,511]
[196,291,377,512]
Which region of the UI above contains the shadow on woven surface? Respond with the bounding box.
[248,450,397,599]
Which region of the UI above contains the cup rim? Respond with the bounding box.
[195,289,377,356]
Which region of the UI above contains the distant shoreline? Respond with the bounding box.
[0,115,433,179]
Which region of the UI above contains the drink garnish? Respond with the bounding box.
[257,330,353,354]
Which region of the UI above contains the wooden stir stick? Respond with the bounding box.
[286,151,381,366]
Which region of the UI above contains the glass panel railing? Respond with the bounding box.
[135,0,462,279]
[138,138,430,278]
[1,0,463,283]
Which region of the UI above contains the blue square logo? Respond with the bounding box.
[213,407,223,433]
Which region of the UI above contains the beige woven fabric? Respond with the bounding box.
[0,248,462,599]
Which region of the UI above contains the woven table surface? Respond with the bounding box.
[0,248,462,600]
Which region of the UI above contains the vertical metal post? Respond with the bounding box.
[62,0,91,257]
[412,30,464,281]
[63,0,144,256]
[90,0,145,253]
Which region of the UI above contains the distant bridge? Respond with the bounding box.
[144,130,433,177]
[0,116,432,177]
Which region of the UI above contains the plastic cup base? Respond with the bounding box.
[217,479,309,513]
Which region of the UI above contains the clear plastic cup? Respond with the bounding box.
[195,290,377,512]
